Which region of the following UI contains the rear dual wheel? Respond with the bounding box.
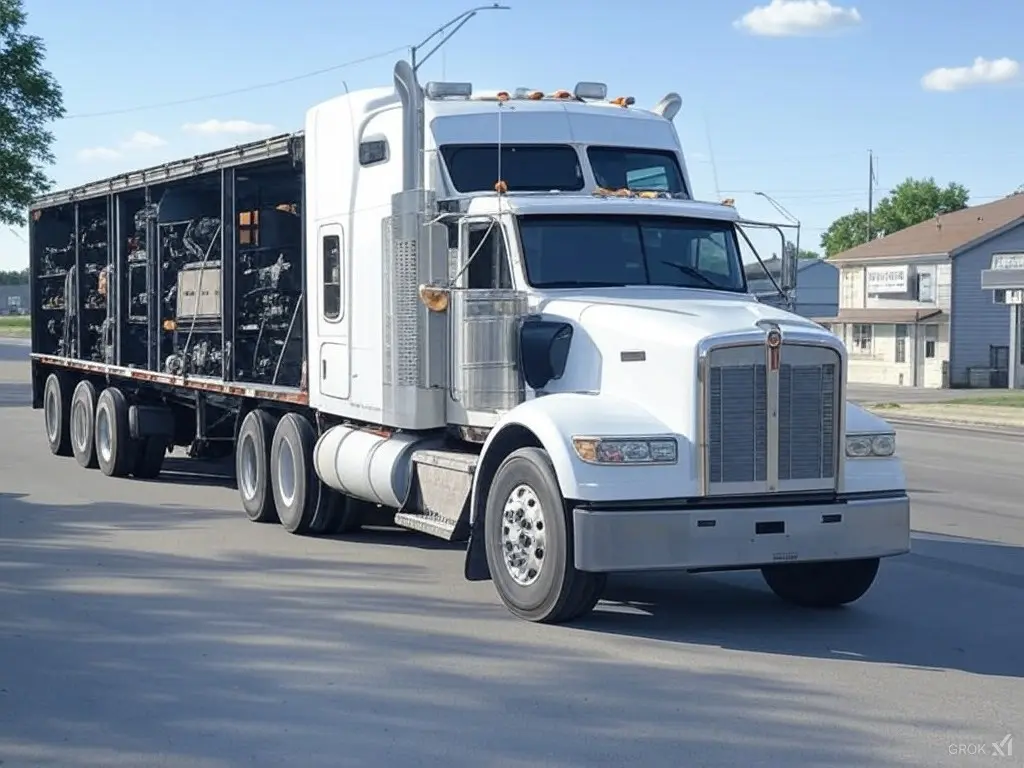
[237,409,361,535]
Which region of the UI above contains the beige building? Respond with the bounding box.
[817,195,1024,388]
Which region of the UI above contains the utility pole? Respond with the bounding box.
[866,150,875,243]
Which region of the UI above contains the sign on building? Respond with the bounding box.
[866,265,909,294]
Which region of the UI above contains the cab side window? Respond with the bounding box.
[466,222,513,289]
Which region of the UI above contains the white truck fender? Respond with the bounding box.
[468,392,684,526]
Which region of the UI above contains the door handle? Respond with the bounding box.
[322,359,327,379]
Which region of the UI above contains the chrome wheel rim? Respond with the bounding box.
[96,407,112,464]
[277,438,296,508]
[44,388,59,443]
[501,484,547,586]
[239,434,258,500]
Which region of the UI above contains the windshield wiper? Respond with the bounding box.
[660,261,723,290]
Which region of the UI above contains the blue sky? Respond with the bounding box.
[3,0,1023,270]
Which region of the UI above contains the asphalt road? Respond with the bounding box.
[1,340,1021,768]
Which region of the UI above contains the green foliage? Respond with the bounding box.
[0,0,65,227]
[820,177,971,258]
[0,267,28,284]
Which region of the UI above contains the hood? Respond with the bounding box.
[534,287,830,349]
[533,288,841,435]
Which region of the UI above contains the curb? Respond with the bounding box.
[872,414,1024,436]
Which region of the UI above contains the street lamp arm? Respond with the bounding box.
[411,4,511,72]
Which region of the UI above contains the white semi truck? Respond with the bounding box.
[28,56,910,624]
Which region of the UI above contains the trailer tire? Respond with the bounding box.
[761,557,880,608]
[236,409,278,524]
[484,447,606,624]
[270,412,320,535]
[70,379,99,469]
[43,372,72,457]
[94,387,134,477]
[132,437,167,479]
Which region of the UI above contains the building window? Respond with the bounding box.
[852,323,873,356]
[917,272,934,303]
[322,234,342,320]
[895,323,908,363]
[924,324,938,359]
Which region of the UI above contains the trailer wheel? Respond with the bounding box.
[70,379,99,469]
[236,409,278,524]
[94,387,134,477]
[43,372,72,457]
[270,412,322,535]
[132,437,168,479]
[761,557,881,608]
[484,447,606,624]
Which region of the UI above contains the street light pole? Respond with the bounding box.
[410,4,511,73]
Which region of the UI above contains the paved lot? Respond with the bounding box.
[1,341,1022,767]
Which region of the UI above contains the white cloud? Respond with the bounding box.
[734,0,861,37]
[75,130,168,163]
[181,119,276,136]
[77,146,121,162]
[123,130,167,149]
[921,57,1021,92]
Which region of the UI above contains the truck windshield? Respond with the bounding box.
[517,214,746,291]
[587,146,686,195]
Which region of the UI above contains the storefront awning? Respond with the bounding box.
[811,308,945,324]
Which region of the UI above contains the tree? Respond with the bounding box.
[784,240,820,260]
[0,267,28,284]
[820,177,970,258]
[0,0,65,227]
[820,209,875,258]
[872,177,969,235]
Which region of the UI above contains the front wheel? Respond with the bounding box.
[761,557,880,608]
[484,447,606,624]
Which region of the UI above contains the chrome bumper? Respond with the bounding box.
[572,493,910,572]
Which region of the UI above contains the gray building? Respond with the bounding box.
[744,256,838,318]
[818,193,1024,388]
[0,284,29,315]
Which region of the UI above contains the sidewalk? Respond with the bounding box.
[865,402,1024,430]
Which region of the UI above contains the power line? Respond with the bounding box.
[59,46,409,120]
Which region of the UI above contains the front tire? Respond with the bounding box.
[761,557,880,608]
[484,447,606,624]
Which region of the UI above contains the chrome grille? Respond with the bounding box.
[706,342,840,491]
[778,362,836,480]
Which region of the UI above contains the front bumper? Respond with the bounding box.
[572,493,910,572]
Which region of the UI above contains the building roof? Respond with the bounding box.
[829,194,1024,263]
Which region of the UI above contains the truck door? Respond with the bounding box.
[316,222,350,400]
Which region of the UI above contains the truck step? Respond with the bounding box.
[401,448,478,542]
[393,510,467,541]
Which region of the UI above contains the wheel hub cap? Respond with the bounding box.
[501,484,546,586]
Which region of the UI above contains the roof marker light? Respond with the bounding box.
[574,81,608,100]
[424,81,473,99]
[552,90,572,99]
[609,96,635,107]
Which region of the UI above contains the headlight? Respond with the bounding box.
[845,433,896,458]
[571,436,678,465]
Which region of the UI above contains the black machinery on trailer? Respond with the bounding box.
[29,133,310,473]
